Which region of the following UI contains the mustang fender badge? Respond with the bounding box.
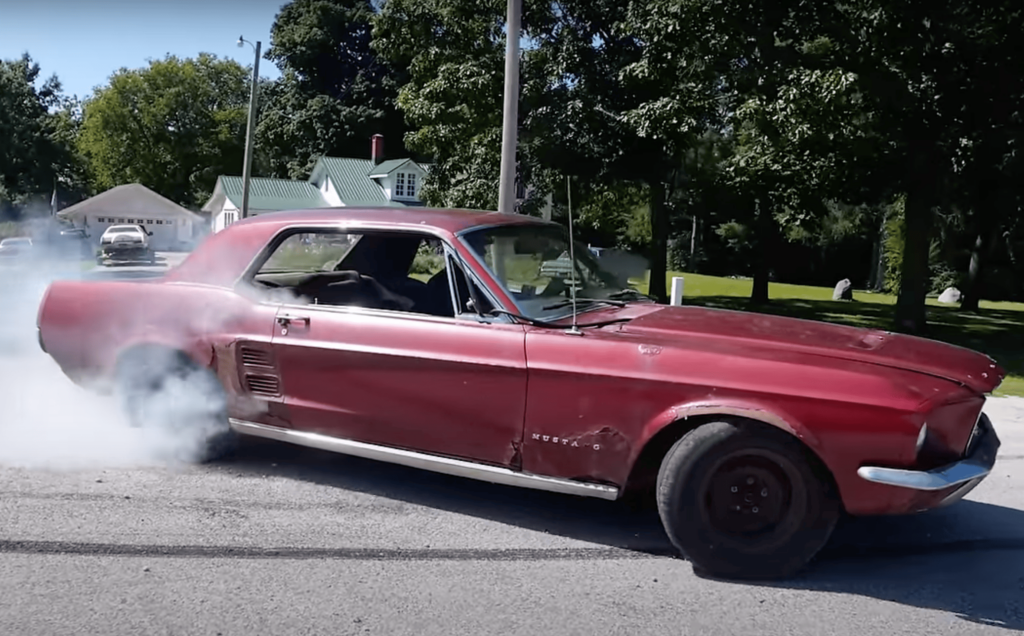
[532,433,601,451]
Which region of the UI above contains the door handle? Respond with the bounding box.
[277,314,311,327]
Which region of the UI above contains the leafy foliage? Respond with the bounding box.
[0,54,80,213]
[258,0,411,179]
[373,0,518,210]
[77,54,251,207]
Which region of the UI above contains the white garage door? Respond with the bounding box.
[87,215,182,251]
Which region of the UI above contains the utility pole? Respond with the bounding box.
[496,0,521,214]
[238,36,261,219]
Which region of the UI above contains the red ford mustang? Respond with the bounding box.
[36,207,1004,580]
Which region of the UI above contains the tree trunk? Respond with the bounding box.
[960,219,1002,312]
[689,214,697,265]
[893,154,938,334]
[1007,229,1018,269]
[868,213,885,291]
[648,181,669,303]
[750,197,773,305]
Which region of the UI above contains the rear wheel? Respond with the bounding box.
[115,348,238,463]
[656,419,840,580]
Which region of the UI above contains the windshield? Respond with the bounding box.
[106,225,142,233]
[1,238,31,246]
[460,223,638,321]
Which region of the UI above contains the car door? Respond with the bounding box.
[268,232,529,469]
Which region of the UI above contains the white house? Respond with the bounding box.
[56,183,205,251]
[202,134,430,233]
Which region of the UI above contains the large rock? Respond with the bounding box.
[833,278,853,301]
[938,287,962,304]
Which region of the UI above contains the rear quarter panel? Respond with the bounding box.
[38,279,272,390]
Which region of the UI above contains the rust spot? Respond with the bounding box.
[509,440,523,469]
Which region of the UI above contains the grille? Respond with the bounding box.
[240,347,273,368]
[245,374,280,397]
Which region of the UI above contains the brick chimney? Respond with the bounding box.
[371,134,384,165]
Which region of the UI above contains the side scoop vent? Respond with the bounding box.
[245,374,280,398]
[240,347,273,368]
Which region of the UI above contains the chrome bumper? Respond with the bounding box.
[857,413,1000,493]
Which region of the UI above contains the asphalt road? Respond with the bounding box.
[1,261,1023,635]
[83,251,191,279]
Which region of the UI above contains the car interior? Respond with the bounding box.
[250,230,495,318]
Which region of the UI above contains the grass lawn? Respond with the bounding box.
[632,271,1024,398]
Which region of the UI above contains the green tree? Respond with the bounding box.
[0,54,79,212]
[948,5,1024,312]
[257,0,411,179]
[372,0,545,212]
[825,1,1024,332]
[77,53,251,207]
[523,0,723,302]
[622,1,879,304]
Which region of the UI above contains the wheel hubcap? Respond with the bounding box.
[704,453,795,538]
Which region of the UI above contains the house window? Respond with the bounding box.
[223,211,237,227]
[394,172,417,199]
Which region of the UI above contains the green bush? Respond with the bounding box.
[410,241,445,275]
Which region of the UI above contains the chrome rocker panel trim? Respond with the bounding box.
[228,419,621,501]
[857,413,1000,493]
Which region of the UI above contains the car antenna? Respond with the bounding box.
[565,175,582,336]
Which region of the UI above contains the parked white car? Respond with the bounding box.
[0,237,33,259]
[97,224,155,264]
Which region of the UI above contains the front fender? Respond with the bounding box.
[632,397,825,467]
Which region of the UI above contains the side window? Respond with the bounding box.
[409,238,446,282]
[259,232,359,274]
[250,229,463,319]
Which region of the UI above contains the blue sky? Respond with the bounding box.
[0,0,286,100]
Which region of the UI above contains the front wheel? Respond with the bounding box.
[115,348,238,463]
[656,420,840,580]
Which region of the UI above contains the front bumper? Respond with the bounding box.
[100,244,150,257]
[857,413,1000,507]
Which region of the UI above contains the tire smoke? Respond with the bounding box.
[0,234,228,469]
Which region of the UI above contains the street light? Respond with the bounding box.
[237,36,261,220]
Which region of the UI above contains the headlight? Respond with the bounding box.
[916,422,928,455]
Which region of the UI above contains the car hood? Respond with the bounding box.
[608,304,1005,394]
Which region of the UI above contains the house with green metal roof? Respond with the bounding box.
[201,134,430,233]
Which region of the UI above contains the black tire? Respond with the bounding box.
[114,348,238,463]
[656,419,840,580]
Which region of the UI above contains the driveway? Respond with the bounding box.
[85,251,190,280]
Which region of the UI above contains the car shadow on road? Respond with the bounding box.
[217,437,1024,629]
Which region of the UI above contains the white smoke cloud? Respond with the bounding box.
[0,216,232,470]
